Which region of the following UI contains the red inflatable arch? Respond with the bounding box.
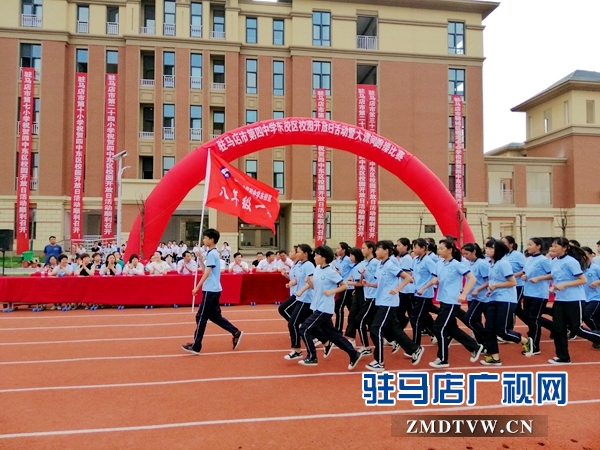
[126,118,474,259]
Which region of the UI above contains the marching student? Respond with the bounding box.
[278,247,299,322]
[182,229,243,355]
[410,238,437,346]
[343,247,366,347]
[520,238,554,356]
[395,238,415,329]
[334,242,353,332]
[480,239,533,366]
[461,242,490,348]
[354,240,379,355]
[297,245,363,370]
[582,246,600,349]
[501,236,527,324]
[283,244,316,360]
[365,240,424,372]
[427,239,482,368]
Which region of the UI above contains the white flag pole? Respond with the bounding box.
[192,151,213,313]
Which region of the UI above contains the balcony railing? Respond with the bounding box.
[210,133,222,140]
[190,24,202,37]
[77,21,89,33]
[106,22,119,35]
[17,122,39,135]
[488,189,514,205]
[190,128,202,141]
[21,14,42,28]
[163,127,175,140]
[164,23,175,36]
[357,35,378,50]
[19,67,41,81]
[163,75,175,88]
[211,30,225,39]
[140,26,155,35]
[140,79,155,87]
[139,131,154,139]
[15,177,38,191]
[190,76,202,90]
[527,190,552,205]
[210,82,225,90]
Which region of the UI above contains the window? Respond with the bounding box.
[448,68,465,99]
[213,9,225,35]
[246,59,257,94]
[448,164,466,197]
[543,109,552,133]
[190,2,202,37]
[245,160,257,178]
[312,61,331,95]
[273,60,284,96]
[212,58,224,83]
[564,101,569,125]
[448,22,465,54]
[356,15,377,50]
[164,1,175,24]
[76,49,88,73]
[273,111,284,119]
[246,17,257,44]
[311,111,331,120]
[190,106,202,140]
[273,160,284,194]
[77,5,89,33]
[357,64,377,85]
[424,225,436,234]
[246,110,257,125]
[190,53,202,88]
[527,171,551,205]
[164,51,175,87]
[212,110,225,135]
[313,209,331,239]
[142,51,155,80]
[142,105,154,132]
[312,11,331,46]
[273,19,284,45]
[448,116,466,149]
[106,50,118,74]
[162,156,175,176]
[20,43,41,76]
[586,100,595,124]
[142,1,155,30]
[312,160,331,197]
[140,156,154,179]
[163,104,175,127]
[106,7,119,34]
[22,0,43,24]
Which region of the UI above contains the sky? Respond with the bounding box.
[482,0,600,152]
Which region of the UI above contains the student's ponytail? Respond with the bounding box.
[375,240,395,258]
[439,238,462,262]
[297,243,315,266]
[553,237,590,271]
[461,242,484,259]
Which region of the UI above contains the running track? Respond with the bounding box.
[1,305,599,449]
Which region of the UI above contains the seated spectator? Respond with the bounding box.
[165,254,177,271]
[274,250,294,273]
[113,251,125,268]
[147,251,171,275]
[256,251,279,272]
[77,253,94,276]
[91,252,103,270]
[51,254,73,277]
[70,255,82,273]
[100,253,122,276]
[177,251,198,274]
[252,252,264,268]
[123,254,145,275]
[91,241,101,253]
[44,255,58,274]
[229,252,249,274]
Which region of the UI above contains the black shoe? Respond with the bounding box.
[323,342,334,358]
[181,343,200,355]
[232,331,243,350]
[348,351,364,370]
[548,357,571,365]
[298,357,318,366]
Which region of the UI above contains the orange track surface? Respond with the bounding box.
[1,305,599,450]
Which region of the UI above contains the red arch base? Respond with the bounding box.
[126,118,474,259]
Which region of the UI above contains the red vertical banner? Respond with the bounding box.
[16,68,35,254]
[452,94,464,211]
[71,73,88,244]
[102,74,118,239]
[356,85,379,245]
[355,87,367,246]
[315,88,327,246]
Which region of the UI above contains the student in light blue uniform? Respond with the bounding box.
[297,245,363,370]
[283,244,316,361]
[427,239,482,368]
[582,247,600,349]
[409,239,437,346]
[480,239,533,366]
[502,236,527,325]
[461,242,490,348]
[354,240,379,356]
[333,242,353,332]
[365,241,423,372]
[278,246,299,322]
[395,238,415,329]
[521,238,554,355]
[343,247,366,345]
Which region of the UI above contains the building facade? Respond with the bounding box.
[0,0,498,253]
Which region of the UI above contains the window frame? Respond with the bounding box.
[312,11,331,47]
[246,17,258,44]
[447,21,465,54]
[245,159,257,179]
[448,68,465,99]
[273,60,284,96]
[246,109,258,125]
[312,61,331,96]
[76,48,88,73]
[163,104,175,128]
[273,19,284,45]
[246,58,258,94]
[106,50,118,74]
[162,156,175,177]
[273,160,284,194]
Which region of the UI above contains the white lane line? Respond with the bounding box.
[0,318,281,331]
[1,399,599,439]
[0,331,288,346]
[1,360,599,394]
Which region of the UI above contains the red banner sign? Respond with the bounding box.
[315,88,327,246]
[16,68,35,254]
[71,73,88,243]
[356,85,379,245]
[452,94,464,211]
[102,74,118,239]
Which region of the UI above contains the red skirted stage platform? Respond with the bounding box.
[0,273,290,307]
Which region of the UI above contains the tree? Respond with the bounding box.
[417,209,425,238]
[556,208,568,237]
[477,212,486,244]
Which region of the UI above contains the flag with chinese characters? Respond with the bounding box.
[205,151,280,232]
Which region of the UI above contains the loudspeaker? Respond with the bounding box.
[0,229,14,251]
